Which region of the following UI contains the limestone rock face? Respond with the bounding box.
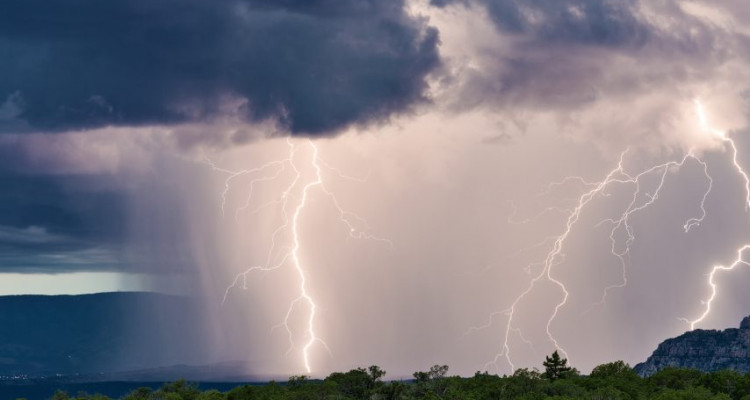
[634,315,750,376]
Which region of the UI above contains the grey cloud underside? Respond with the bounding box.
[432,0,736,111]
[0,171,128,272]
[0,0,440,135]
[433,0,647,46]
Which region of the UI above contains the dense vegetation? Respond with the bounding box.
[30,354,750,400]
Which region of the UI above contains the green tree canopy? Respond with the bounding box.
[543,351,572,381]
[324,365,386,399]
[590,360,639,380]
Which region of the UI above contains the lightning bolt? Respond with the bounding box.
[473,97,746,374]
[693,99,750,209]
[686,99,750,330]
[593,153,711,308]
[687,245,750,330]
[210,138,390,374]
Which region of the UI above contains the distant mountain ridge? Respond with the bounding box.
[634,315,750,376]
[0,292,211,377]
[75,361,271,382]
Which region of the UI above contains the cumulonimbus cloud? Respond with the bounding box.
[0,0,441,136]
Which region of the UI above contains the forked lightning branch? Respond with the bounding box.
[208,139,390,374]
[472,98,750,374]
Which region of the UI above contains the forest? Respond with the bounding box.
[31,353,750,400]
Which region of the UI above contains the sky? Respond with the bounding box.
[2,0,750,378]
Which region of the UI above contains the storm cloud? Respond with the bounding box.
[0,0,440,136]
[431,0,648,46]
[3,0,750,379]
[429,0,748,130]
[0,167,128,272]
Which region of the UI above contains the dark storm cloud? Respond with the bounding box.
[0,169,128,272]
[0,0,440,135]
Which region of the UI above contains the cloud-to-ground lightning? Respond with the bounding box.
[686,100,750,330]
[208,139,390,374]
[471,97,748,374]
[687,245,750,330]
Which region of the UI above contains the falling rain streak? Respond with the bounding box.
[209,139,391,373]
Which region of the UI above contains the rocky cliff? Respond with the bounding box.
[634,316,750,376]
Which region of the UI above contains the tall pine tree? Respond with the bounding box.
[543,350,572,381]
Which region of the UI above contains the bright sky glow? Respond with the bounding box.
[0,272,149,295]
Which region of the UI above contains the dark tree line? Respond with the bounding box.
[33,352,750,400]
